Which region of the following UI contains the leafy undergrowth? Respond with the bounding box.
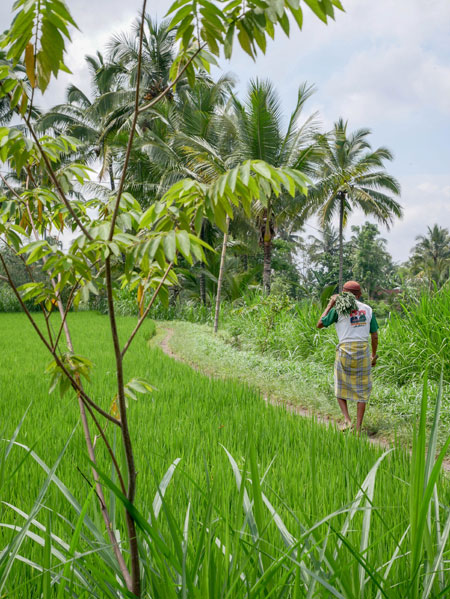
[201,286,450,387]
[161,321,450,447]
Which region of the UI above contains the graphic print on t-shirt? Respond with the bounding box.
[350,309,367,327]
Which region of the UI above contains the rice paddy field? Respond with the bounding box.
[0,312,449,598]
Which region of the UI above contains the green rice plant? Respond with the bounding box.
[3,373,450,598]
[2,313,450,597]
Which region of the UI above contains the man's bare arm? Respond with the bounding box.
[316,295,338,329]
[371,332,378,365]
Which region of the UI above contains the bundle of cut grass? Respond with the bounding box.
[335,291,358,316]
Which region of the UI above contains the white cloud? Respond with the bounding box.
[324,44,450,126]
[298,0,450,53]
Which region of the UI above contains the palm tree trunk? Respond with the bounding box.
[262,207,272,294]
[199,220,207,305]
[338,192,344,292]
[214,216,229,334]
[109,163,115,191]
[263,238,272,293]
[199,272,206,305]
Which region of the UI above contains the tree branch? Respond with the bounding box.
[23,117,94,240]
[108,0,148,240]
[52,277,82,352]
[121,262,173,358]
[82,399,127,496]
[0,174,27,205]
[105,256,140,596]
[0,80,94,242]
[0,234,54,345]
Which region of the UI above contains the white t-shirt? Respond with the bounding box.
[322,300,375,344]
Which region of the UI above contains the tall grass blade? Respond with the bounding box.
[5,439,120,573]
[334,449,392,560]
[181,501,190,599]
[151,457,181,521]
[56,485,96,599]
[0,403,31,490]
[0,428,76,593]
[375,525,410,599]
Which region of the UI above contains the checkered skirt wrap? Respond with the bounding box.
[334,342,372,403]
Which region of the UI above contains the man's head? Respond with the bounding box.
[343,280,362,298]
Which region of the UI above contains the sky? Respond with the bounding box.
[1,0,449,263]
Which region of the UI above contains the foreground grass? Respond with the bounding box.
[161,321,450,447]
[0,312,447,596]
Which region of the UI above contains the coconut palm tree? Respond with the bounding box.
[410,224,450,288]
[123,76,236,305]
[227,79,320,292]
[307,224,340,266]
[309,119,402,291]
[37,52,121,190]
[98,16,193,139]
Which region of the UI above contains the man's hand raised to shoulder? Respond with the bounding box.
[317,294,338,329]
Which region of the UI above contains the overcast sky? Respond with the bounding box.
[1,0,449,262]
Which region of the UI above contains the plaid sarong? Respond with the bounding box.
[334,342,372,403]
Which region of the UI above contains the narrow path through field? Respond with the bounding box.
[158,328,392,438]
[157,327,450,472]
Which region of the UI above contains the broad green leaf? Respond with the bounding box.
[24,42,36,88]
[163,230,176,262]
[236,22,254,58]
[176,229,190,260]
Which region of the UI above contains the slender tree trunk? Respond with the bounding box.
[199,271,206,305]
[338,193,344,292]
[199,220,207,305]
[243,254,248,271]
[262,207,272,294]
[109,162,115,191]
[214,216,229,334]
[263,238,272,293]
[105,258,140,597]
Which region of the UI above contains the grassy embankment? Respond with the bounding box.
[0,311,437,597]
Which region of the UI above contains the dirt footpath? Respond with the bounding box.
[157,326,450,472]
[156,327,404,453]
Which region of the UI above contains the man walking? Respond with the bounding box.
[317,281,379,432]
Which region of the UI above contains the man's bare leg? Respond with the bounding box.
[337,398,352,427]
[356,402,366,432]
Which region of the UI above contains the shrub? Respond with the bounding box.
[380,283,450,384]
[0,285,21,312]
